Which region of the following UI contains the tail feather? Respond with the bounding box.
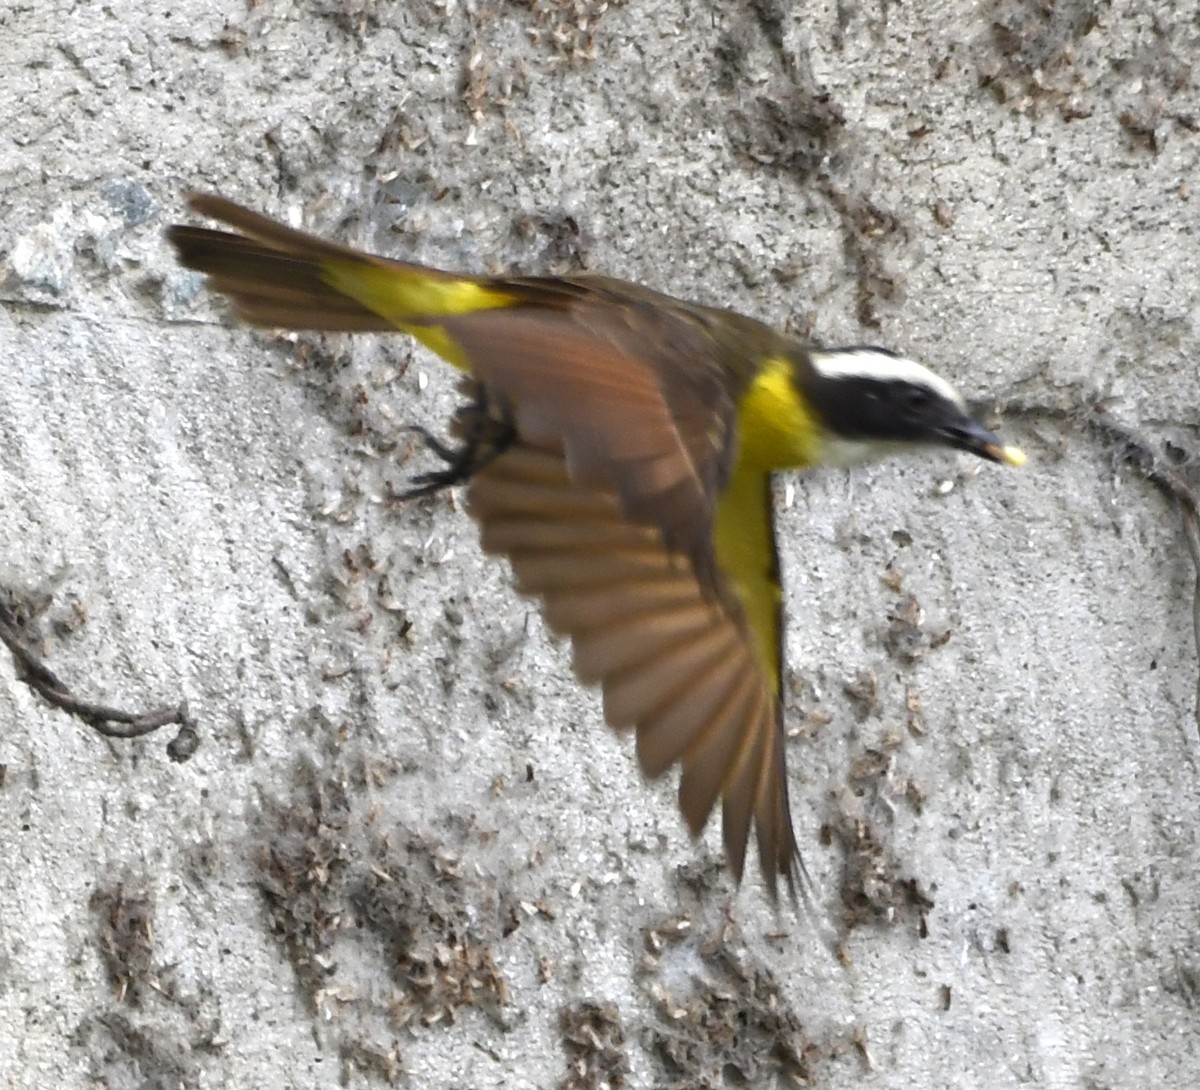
[185,193,382,265]
[169,223,398,331]
[170,193,513,334]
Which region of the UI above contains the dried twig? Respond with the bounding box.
[0,596,199,761]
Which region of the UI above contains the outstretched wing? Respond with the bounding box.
[468,440,800,897]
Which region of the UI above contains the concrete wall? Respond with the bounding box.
[2,2,1198,1087]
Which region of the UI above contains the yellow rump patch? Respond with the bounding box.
[320,260,518,373]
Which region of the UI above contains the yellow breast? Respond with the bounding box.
[733,356,823,472]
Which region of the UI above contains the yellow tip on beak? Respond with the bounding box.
[986,443,1027,467]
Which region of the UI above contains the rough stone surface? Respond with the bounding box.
[2,2,1199,1088]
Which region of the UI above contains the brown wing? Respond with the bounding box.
[440,299,739,589]
[468,439,801,897]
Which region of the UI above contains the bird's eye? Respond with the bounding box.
[902,387,932,412]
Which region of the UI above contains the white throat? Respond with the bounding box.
[817,434,922,468]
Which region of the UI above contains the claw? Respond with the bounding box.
[398,385,516,500]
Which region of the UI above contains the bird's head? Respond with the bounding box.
[803,347,1026,468]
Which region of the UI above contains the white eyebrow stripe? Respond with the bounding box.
[809,349,967,412]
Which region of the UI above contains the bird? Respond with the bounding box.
[169,193,1025,903]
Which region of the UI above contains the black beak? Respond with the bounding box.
[940,416,1026,466]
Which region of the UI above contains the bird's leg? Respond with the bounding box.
[399,382,516,499]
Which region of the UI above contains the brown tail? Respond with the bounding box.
[168,194,398,332]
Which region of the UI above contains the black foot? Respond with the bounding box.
[399,385,515,500]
